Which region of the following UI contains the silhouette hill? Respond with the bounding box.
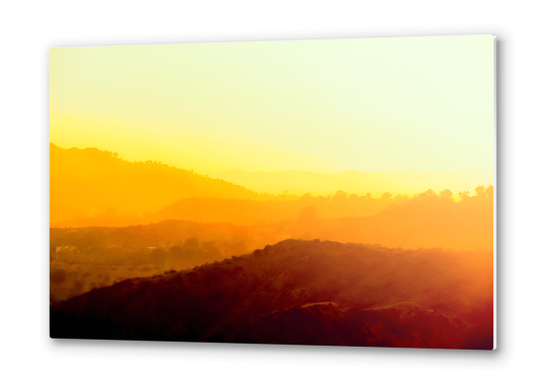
[153,193,396,225]
[50,143,266,224]
[51,239,493,349]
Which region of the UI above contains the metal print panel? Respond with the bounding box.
[49,35,495,349]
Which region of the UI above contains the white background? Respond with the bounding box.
[1,1,541,383]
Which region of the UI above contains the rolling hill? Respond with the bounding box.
[50,143,267,224]
[51,239,493,349]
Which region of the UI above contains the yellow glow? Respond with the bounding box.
[50,35,494,175]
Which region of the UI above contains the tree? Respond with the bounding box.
[439,189,453,201]
[381,192,392,200]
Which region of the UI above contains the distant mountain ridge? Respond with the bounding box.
[51,185,493,251]
[209,168,494,196]
[50,143,267,224]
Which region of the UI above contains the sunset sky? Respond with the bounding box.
[50,35,494,174]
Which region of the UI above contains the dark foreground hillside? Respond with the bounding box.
[50,240,493,350]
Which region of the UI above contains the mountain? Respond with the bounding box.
[50,187,492,303]
[50,144,266,224]
[51,239,493,349]
[294,187,494,251]
[209,169,494,196]
[141,186,494,250]
[152,193,395,226]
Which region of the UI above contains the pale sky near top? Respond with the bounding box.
[50,35,494,174]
